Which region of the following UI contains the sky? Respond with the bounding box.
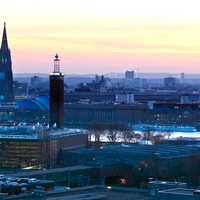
[1,0,200,74]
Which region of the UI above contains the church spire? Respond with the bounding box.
[1,22,9,51]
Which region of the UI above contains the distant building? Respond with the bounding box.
[181,72,185,80]
[0,23,14,102]
[125,70,135,79]
[13,81,28,97]
[75,75,111,93]
[64,103,149,127]
[30,75,41,87]
[49,54,64,128]
[164,77,177,89]
[0,102,15,124]
[115,93,134,104]
[180,94,200,104]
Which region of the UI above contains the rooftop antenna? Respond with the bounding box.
[53,54,60,73]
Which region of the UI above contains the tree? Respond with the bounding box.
[151,134,164,144]
[106,123,120,143]
[119,125,135,143]
[101,123,130,143]
[143,128,154,144]
[88,122,107,145]
[163,132,172,139]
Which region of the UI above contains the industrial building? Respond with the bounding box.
[64,103,149,127]
[62,144,200,187]
[148,180,200,200]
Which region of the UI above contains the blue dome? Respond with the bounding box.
[16,96,49,112]
[35,95,49,111]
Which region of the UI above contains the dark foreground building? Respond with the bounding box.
[49,54,64,128]
[62,144,200,187]
[0,23,14,102]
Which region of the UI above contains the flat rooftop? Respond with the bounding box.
[62,144,200,168]
[8,165,93,177]
[66,144,200,159]
[149,180,187,186]
[0,126,86,140]
[159,188,196,196]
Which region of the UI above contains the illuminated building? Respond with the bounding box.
[0,126,88,168]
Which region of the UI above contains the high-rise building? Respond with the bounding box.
[125,70,135,80]
[180,72,185,84]
[164,77,177,89]
[49,54,64,128]
[0,23,14,102]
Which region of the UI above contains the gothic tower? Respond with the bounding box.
[0,22,14,102]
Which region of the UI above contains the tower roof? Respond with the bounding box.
[53,53,60,73]
[1,22,9,51]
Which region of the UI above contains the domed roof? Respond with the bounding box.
[16,96,49,112]
[35,95,49,110]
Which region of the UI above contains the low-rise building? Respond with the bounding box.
[0,126,88,168]
[62,144,200,187]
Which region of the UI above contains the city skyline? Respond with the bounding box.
[2,0,200,74]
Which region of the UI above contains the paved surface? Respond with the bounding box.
[47,193,106,200]
[46,187,147,200]
[8,165,92,177]
[4,186,147,200]
[105,190,146,200]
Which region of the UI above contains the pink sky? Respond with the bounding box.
[2,0,200,74]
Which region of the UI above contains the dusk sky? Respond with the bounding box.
[2,0,200,74]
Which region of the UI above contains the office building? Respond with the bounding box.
[0,126,88,168]
[115,93,134,104]
[164,77,177,89]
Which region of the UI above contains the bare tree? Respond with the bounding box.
[119,125,135,143]
[88,123,107,145]
[105,123,136,143]
[106,123,121,143]
[89,122,136,144]
[151,134,165,144]
[163,132,172,139]
[143,128,154,144]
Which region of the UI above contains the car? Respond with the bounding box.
[17,178,29,184]
[7,177,18,182]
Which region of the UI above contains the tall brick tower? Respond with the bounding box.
[49,54,64,128]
